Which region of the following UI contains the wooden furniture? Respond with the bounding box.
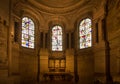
[43,72,73,81]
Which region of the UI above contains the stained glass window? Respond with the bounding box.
[21,17,35,48]
[52,25,62,51]
[79,18,92,49]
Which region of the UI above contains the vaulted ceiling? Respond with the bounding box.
[13,0,104,31]
[13,0,103,14]
[27,0,99,14]
[35,0,81,8]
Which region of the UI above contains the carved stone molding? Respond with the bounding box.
[49,52,65,58]
[93,7,106,21]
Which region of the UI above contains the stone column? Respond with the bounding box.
[92,19,99,44]
[98,19,103,41]
[43,32,45,48]
[69,33,71,49]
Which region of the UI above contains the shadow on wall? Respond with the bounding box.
[94,79,103,84]
[94,80,120,84]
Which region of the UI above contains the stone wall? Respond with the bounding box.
[107,0,120,82]
[0,0,16,84]
[0,0,119,84]
[77,49,94,84]
[19,48,37,84]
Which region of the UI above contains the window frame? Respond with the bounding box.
[51,25,63,51]
[79,18,92,49]
[21,16,35,49]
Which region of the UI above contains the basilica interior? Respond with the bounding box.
[0,0,120,84]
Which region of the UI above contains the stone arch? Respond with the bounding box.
[46,16,69,32]
[13,2,45,31]
[73,5,93,27]
[73,6,93,49]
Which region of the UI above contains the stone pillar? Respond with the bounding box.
[92,19,99,44]
[98,19,103,41]
[45,32,48,49]
[43,32,45,48]
[69,33,71,49]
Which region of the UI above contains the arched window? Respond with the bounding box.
[79,18,92,49]
[52,25,62,51]
[21,17,35,48]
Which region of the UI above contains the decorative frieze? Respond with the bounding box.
[50,52,65,58]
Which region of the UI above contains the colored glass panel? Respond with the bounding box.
[21,17,34,48]
[52,25,62,51]
[79,18,92,49]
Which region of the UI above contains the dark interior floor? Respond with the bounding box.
[39,81,75,84]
